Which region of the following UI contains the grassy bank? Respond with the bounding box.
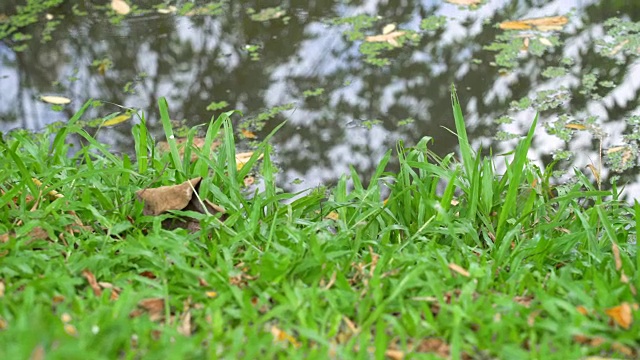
[0,87,638,359]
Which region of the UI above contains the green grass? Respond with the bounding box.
[0,88,638,359]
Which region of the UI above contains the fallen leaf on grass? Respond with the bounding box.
[605,302,633,329]
[177,298,192,336]
[30,344,45,360]
[0,281,4,297]
[82,269,102,297]
[136,178,201,216]
[415,338,450,358]
[271,325,300,348]
[499,16,568,32]
[447,263,470,277]
[111,0,130,15]
[40,95,71,105]
[130,298,165,322]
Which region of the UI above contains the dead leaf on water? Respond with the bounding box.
[499,15,568,32]
[40,95,71,105]
[101,113,131,127]
[236,151,263,170]
[241,129,257,139]
[366,31,406,47]
[565,123,587,130]
[382,23,396,35]
[111,0,131,15]
[446,0,481,6]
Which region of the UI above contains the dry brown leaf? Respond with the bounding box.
[0,233,9,243]
[605,302,633,329]
[64,324,78,336]
[385,349,404,360]
[446,0,481,5]
[365,31,406,47]
[325,211,339,221]
[205,291,218,298]
[0,281,4,297]
[612,242,622,270]
[111,0,130,15]
[29,344,45,360]
[499,16,568,32]
[177,298,192,336]
[82,269,102,297]
[447,263,470,277]
[131,298,165,322]
[415,338,450,358]
[136,177,201,216]
[576,305,589,316]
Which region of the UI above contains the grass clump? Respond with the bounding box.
[0,87,638,359]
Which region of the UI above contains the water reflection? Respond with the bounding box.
[2,0,640,196]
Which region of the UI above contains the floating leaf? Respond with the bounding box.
[102,113,131,127]
[40,95,71,105]
[605,302,633,329]
[236,151,263,170]
[565,123,587,130]
[382,23,396,35]
[446,0,481,5]
[499,16,569,32]
[241,129,257,139]
[366,31,406,47]
[111,0,131,15]
[538,37,554,47]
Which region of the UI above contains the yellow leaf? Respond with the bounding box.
[538,37,553,47]
[102,113,131,127]
[40,95,71,105]
[605,302,633,329]
[325,211,339,221]
[271,325,300,348]
[111,0,131,15]
[205,291,217,298]
[499,16,568,32]
[236,151,263,170]
[241,129,257,139]
[565,123,587,130]
[446,0,481,5]
[382,23,396,35]
[607,146,627,154]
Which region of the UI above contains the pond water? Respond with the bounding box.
[3,0,640,197]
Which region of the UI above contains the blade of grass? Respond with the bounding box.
[157,97,184,180]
